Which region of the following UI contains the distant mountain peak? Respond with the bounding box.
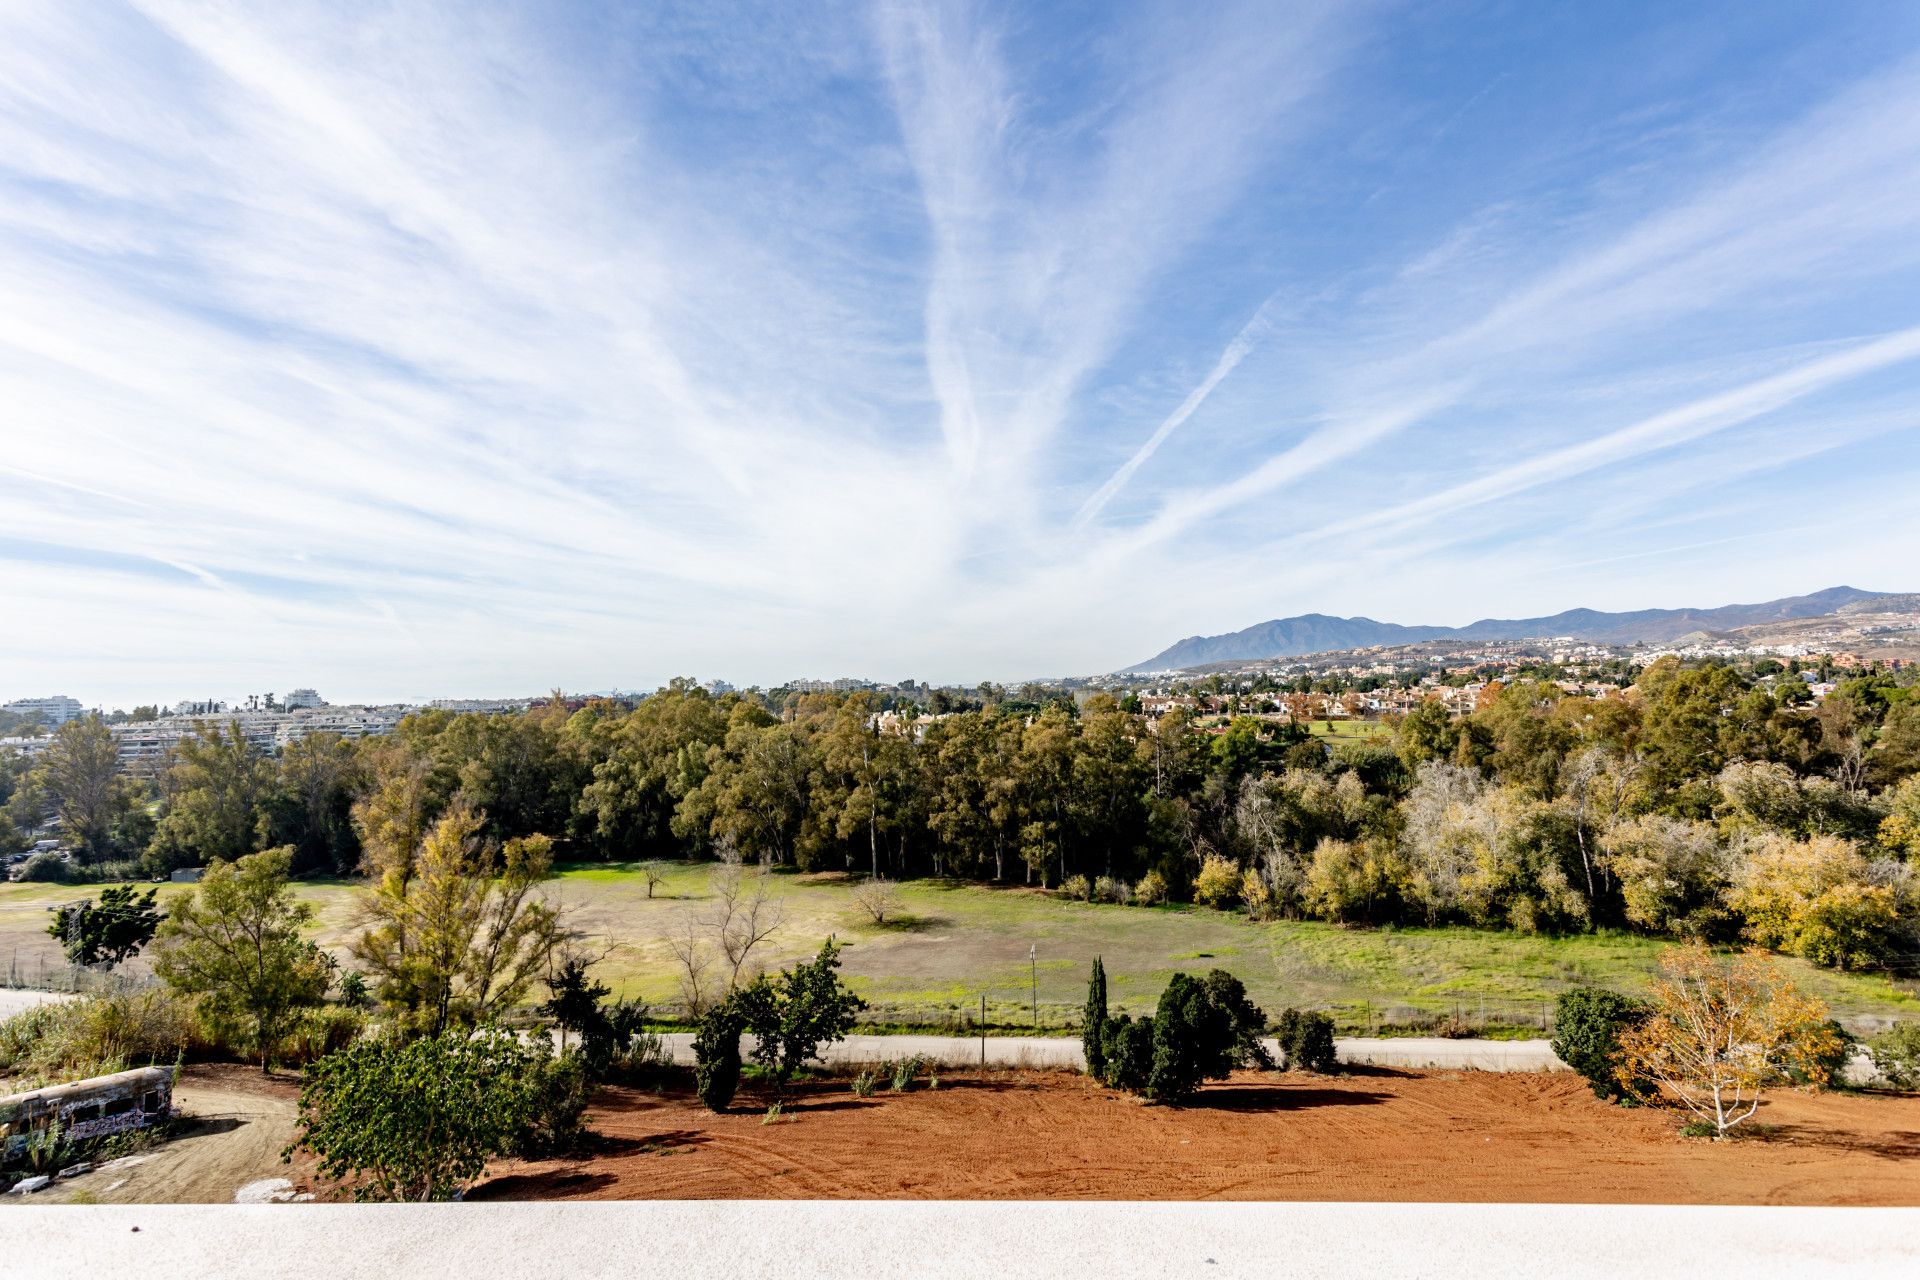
[1121,586,1898,673]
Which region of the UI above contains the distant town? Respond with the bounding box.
[5,619,1910,777]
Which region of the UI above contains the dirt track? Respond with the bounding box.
[24,1064,304,1205]
[477,1069,1920,1205]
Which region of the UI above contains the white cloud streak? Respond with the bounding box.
[0,2,1917,699]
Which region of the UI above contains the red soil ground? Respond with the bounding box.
[475,1068,1920,1205]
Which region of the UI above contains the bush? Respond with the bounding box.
[1133,870,1169,907]
[1192,856,1241,909]
[514,1053,591,1158]
[15,853,78,883]
[1139,969,1272,1104]
[1059,874,1092,902]
[851,1068,878,1097]
[1100,1013,1155,1092]
[889,1055,925,1092]
[1273,1008,1337,1074]
[1093,876,1131,905]
[1870,1021,1920,1090]
[584,999,667,1080]
[279,1006,366,1068]
[1240,869,1274,920]
[1552,987,1649,1101]
[0,989,204,1089]
[1782,1019,1854,1090]
[288,1028,575,1201]
[733,939,866,1090]
[693,1004,745,1113]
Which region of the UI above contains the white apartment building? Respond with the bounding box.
[111,705,410,772]
[3,695,84,726]
[283,688,326,710]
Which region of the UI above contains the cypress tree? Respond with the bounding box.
[1083,956,1108,1079]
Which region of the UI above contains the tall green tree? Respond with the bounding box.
[351,801,566,1036]
[37,717,143,861]
[1083,956,1108,1080]
[153,847,333,1069]
[269,732,366,874]
[151,720,276,870]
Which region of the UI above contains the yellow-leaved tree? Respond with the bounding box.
[1616,944,1840,1139]
[351,799,566,1037]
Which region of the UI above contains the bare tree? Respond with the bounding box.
[711,855,785,989]
[852,874,900,925]
[667,909,715,1016]
[640,861,667,899]
[664,848,785,1016]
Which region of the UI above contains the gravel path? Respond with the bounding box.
[653,1032,1569,1072]
[0,988,76,1019]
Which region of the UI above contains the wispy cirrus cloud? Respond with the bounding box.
[1,1,1919,701]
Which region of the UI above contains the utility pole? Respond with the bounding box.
[1029,943,1038,1032]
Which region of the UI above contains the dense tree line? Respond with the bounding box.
[5,660,1919,969]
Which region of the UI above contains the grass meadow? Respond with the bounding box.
[7,861,1916,1034]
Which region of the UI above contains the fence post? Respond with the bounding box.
[980,993,986,1069]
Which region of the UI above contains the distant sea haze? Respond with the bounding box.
[1125,586,1902,672]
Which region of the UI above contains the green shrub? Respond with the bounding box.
[0,989,205,1089]
[693,1005,744,1113]
[287,1027,574,1201]
[1059,874,1091,902]
[280,1006,366,1068]
[1100,1013,1155,1092]
[851,1068,878,1098]
[1273,1008,1337,1074]
[1093,876,1131,905]
[15,853,79,883]
[594,1001,669,1080]
[1143,970,1272,1104]
[889,1055,925,1093]
[337,970,370,1009]
[733,939,865,1090]
[1869,1021,1920,1090]
[1551,987,1650,1101]
[514,1053,591,1158]
[1133,870,1169,907]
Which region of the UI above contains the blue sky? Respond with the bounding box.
[4,1,1920,705]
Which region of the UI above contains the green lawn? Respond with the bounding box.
[1303,719,1394,740]
[8,864,1915,1034]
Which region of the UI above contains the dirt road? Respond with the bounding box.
[22,1064,305,1205]
[478,1068,1920,1205]
[0,988,76,1020]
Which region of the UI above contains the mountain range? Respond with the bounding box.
[1123,586,1900,673]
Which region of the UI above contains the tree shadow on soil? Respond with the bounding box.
[175,1116,245,1139]
[1187,1087,1389,1112]
[1331,1064,1420,1080]
[470,1170,620,1200]
[785,1098,882,1114]
[583,1128,711,1155]
[870,914,950,932]
[1746,1123,1920,1162]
